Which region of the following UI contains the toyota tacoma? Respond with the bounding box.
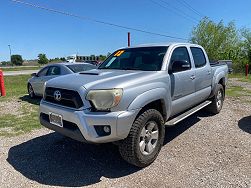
[39,43,228,167]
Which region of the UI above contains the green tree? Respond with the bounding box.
[60,57,66,61]
[11,55,23,66]
[1,61,11,66]
[190,17,240,62]
[99,54,107,61]
[38,53,49,65]
[241,28,251,63]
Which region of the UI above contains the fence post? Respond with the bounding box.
[0,69,6,96]
[246,64,249,79]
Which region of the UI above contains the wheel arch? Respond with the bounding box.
[209,75,226,98]
[128,88,171,121]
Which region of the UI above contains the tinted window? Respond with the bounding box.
[47,66,61,76]
[98,47,168,71]
[37,67,48,77]
[170,47,191,72]
[66,64,97,73]
[191,47,206,68]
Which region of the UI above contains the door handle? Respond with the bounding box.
[207,70,211,75]
[190,75,196,80]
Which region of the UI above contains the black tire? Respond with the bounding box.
[119,109,165,167]
[206,84,224,114]
[28,83,36,98]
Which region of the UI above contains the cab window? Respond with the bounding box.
[169,47,191,73]
[191,47,206,68]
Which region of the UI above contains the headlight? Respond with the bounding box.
[86,89,123,111]
[43,82,47,99]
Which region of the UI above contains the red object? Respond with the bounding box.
[0,69,6,96]
[246,64,249,79]
[128,32,130,47]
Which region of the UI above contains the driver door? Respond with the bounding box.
[169,46,196,116]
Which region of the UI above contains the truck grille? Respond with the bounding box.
[44,87,83,109]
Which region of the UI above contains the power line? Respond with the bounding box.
[176,0,205,18]
[10,0,188,41]
[148,0,200,24]
[158,0,200,22]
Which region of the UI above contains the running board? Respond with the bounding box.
[165,100,212,126]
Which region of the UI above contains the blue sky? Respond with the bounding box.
[0,0,251,61]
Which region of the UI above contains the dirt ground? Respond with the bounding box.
[0,78,251,188]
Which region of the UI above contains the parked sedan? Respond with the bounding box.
[27,62,97,98]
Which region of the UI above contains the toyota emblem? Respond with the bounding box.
[54,90,61,101]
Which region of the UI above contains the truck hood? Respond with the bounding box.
[46,69,161,91]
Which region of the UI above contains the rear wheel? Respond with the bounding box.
[207,84,224,114]
[28,83,35,98]
[119,109,165,167]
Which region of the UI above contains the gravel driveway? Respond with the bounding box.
[1,81,251,187]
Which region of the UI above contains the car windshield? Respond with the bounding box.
[98,47,168,71]
[66,64,96,73]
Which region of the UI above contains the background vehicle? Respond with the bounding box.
[66,54,77,63]
[28,62,96,98]
[39,43,228,167]
[84,60,100,66]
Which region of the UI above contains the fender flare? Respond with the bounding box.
[209,72,226,98]
[128,88,171,119]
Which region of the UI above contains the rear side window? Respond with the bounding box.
[47,66,61,76]
[191,47,206,68]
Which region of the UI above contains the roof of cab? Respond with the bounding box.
[120,42,202,49]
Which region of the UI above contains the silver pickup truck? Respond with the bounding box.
[39,43,228,167]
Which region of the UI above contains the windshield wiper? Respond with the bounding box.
[121,67,140,70]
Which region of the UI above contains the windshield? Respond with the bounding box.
[98,47,168,71]
[66,64,96,73]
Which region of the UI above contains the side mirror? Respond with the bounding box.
[31,73,38,77]
[170,60,191,73]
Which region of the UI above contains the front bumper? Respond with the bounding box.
[39,100,140,143]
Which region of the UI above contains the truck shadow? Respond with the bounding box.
[7,133,140,187]
[19,95,41,105]
[238,116,251,134]
[7,110,209,187]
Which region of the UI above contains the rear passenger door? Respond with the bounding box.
[190,47,212,103]
[169,46,196,116]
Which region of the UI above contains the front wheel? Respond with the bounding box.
[28,83,35,98]
[119,109,165,167]
[206,84,224,114]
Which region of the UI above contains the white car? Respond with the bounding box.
[27,62,96,98]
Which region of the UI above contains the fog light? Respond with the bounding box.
[94,125,111,136]
[103,126,110,133]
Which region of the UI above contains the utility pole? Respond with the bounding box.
[8,45,12,65]
[128,32,131,47]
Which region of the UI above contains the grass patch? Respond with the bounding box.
[226,85,251,97]
[1,66,40,72]
[0,100,41,136]
[0,75,31,100]
[0,75,42,136]
[226,86,245,97]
